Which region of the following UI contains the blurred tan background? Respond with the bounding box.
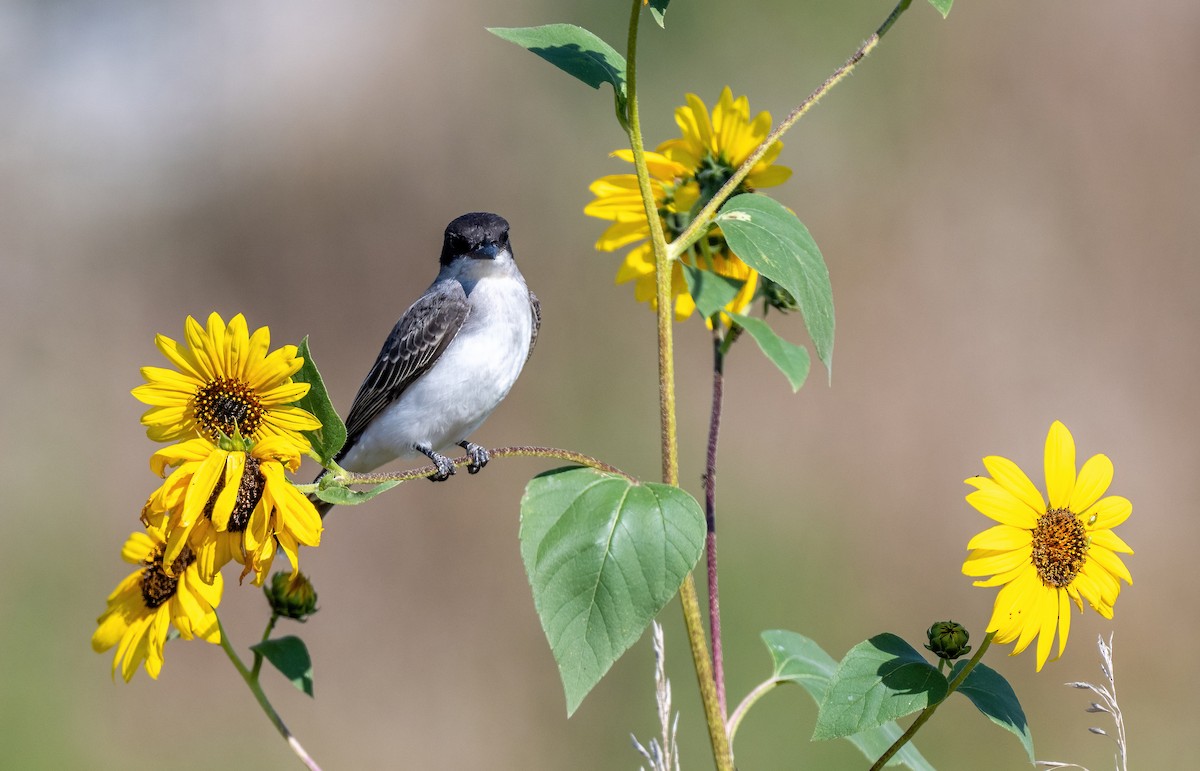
[3,0,1196,768]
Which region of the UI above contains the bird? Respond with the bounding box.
[312,212,540,516]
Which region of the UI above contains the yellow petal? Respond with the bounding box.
[1044,421,1076,510]
[210,452,245,531]
[982,455,1046,515]
[966,524,1032,551]
[1087,545,1133,585]
[1071,454,1113,514]
[1088,528,1133,554]
[1084,495,1131,530]
[963,547,1032,577]
[965,487,1038,528]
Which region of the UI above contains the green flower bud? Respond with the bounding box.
[925,620,971,660]
[264,571,318,621]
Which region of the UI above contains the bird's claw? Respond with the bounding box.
[415,444,456,482]
[458,441,489,474]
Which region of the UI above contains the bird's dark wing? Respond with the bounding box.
[339,281,470,454]
[527,290,541,363]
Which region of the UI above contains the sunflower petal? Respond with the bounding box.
[1045,421,1077,510]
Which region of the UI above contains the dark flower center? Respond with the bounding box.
[202,456,266,532]
[1031,509,1089,588]
[141,546,196,609]
[193,377,265,440]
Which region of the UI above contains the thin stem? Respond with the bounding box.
[703,327,736,719]
[217,615,322,771]
[309,445,636,490]
[624,1,730,768]
[869,631,997,771]
[669,0,912,260]
[251,613,280,680]
[727,676,788,747]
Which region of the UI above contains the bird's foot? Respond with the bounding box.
[415,443,456,482]
[458,441,490,474]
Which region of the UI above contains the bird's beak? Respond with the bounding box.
[470,242,501,260]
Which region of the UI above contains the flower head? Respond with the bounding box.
[92,522,223,681]
[963,421,1133,671]
[585,88,791,322]
[133,312,321,448]
[144,434,323,586]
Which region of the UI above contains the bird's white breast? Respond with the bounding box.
[339,274,533,472]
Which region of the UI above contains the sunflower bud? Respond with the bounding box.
[264,571,318,621]
[925,620,971,660]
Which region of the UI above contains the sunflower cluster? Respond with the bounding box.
[93,312,325,681]
[585,87,792,322]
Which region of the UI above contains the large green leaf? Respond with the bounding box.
[951,661,1034,763]
[520,467,705,715]
[928,0,953,18]
[814,633,947,740]
[292,337,346,465]
[762,631,935,770]
[488,25,627,123]
[251,636,314,697]
[729,313,810,392]
[715,194,834,377]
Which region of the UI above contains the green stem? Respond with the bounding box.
[217,615,322,771]
[727,676,787,748]
[668,0,912,260]
[251,613,280,680]
[869,631,997,771]
[624,2,732,769]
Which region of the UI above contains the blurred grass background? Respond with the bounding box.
[2,0,1196,768]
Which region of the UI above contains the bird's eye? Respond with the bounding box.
[498,231,509,246]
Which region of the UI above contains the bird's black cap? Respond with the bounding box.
[441,212,510,266]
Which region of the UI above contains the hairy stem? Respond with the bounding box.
[669,0,912,260]
[307,445,636,490]
[217,615,322,771]
[869,631,996,770]
[703,327,737,719]
[625,1,732,768]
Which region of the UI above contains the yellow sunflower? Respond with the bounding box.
[92,522,223,682]
[133,312,321,448]
[585,88,790,322]
[144,434,323,586]
[963,421,1133,671]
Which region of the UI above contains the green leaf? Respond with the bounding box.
[647,0,670,27]
[488,25,627,122]
[729,313,810,392]
[762,631,935,770]
[314,480,400,506]
[715,194,835,378]
[251,636,314,697]
[292,337,347,466]
[951,661,1035,762]
[814,633,947,741]
[520,467,705,715]
[927,0,953,18]
[680,262,744,321]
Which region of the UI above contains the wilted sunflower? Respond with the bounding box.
[963,421,1133,671]
[133,312,321,448]
[92,522,223,682]
[144,434,323,586]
